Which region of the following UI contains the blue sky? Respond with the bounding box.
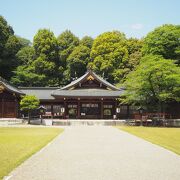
[1,0,179,41]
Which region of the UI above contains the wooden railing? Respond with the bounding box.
[134,113,172,120]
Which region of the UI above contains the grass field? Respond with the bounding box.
[0,127,63,179]
[118,126,180,155]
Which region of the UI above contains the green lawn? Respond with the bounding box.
[0,127,63,179]
[118,126,180,155]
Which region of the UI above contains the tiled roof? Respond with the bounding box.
[19,87,58,100]
[0,77,24,95]
[52,88,123,98]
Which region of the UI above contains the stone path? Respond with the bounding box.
[8,126,180,180]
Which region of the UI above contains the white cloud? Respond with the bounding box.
[131,23,144,30]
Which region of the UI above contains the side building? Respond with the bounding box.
[0,77,24,118]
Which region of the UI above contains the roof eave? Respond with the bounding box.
[52,95,120,99]
[0,82,25,95]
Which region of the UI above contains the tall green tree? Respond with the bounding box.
[11,46,39,86]
[122,55,180,112]
[33,29,62,86]
[0,15,13,54]
[32,55,58,86]
[15,46,35,66]
[0,35,22,80]
[80,36,93,49]
[67,45,91,80]
[16,36,31,47]
[58,30,79,62]
[90,31,128,83]
[142,24,180,64]
[33,29,59,61]
[126,38,143,71]
[3,35,22,58]
[0,16,23,80]
[57,30,79,83]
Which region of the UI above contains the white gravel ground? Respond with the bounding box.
[7,126,180,180]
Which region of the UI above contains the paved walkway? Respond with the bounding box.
[9,126,180,180]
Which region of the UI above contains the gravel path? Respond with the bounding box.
[8,126,180,180]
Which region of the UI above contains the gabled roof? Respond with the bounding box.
[0,77,24,95]
[61,70,119,90]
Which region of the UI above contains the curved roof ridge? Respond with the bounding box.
[61,71,89,90]
[0,77,24,95]
[61,70,119,90]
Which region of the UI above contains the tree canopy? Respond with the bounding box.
[122,55,180,111]
[0,16,23,80]
[67,45,91,80]
[90,31,128,83]
[142,24,180,64]
[20,95,40,123]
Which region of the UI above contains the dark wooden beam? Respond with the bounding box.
[77,99,80,119]
[101,99,103,119]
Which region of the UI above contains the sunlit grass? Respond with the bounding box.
[0,127,63,179]
[118,126,180,155]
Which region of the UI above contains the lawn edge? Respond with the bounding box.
[2,128,64,180]
[116,126,180,156]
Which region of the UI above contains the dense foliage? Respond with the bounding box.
[20,95,40,123]
[142,24,180,64]
[0,16,179,111]
[122,55,180,111]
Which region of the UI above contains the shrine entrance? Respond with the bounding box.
[80,102,101,119]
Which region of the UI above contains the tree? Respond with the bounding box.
[122,55,180,112]
[90,31,128,83]
[11,65,46,86]
[126,38,143,55]
[33,29,62,86]
[0,15,13,54]
[20,95,40,124]
[126,38,143,71]
[0,16,24,80]
[0,35,22,80]
[15,46,35,66]
[33,29,59,61]
[57,30,79,63]
[67,45,91,80]
[3,35,22,57]
[80,36,93,49]
[16,36,31,47]
[32,55,58,86]
[57,30,79,83]
[142,24,180,64]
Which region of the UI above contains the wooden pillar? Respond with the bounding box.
[115,99,117,119]
[77,98,80,119]
[51,104,53,119]
[14,98,18,118]
[64,98,67,119]
[101,99,103,119]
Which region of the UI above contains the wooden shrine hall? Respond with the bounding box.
[1,70,179,119]
[20,70,124,119]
